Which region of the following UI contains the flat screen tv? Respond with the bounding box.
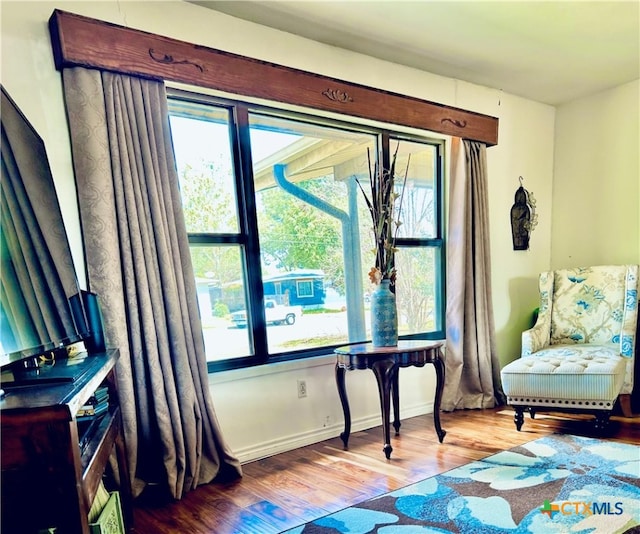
[0,84,90,379]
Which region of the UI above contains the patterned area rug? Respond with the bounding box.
[282,434,640,534]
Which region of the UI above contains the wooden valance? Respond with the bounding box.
[49,9,498,146]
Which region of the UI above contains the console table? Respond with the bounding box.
[335,340,446,459]
[0,350,131,533]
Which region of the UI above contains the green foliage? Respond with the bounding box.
[180,162,236,234]
[395,248,436,331]
[180,161,241,283]
[257,177,346,292]
[212,301,230,318]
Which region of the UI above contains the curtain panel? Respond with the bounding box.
[443,137,506,411]
[62,67,241,499]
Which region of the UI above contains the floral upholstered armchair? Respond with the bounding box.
[501,265,638,431]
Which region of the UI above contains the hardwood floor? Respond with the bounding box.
[131,407,640,534]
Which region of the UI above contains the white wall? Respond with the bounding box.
[552,80,640,268]
[1,0,555,462]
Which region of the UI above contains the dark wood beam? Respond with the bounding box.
[49,9,498,146]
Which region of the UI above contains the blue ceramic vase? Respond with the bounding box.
[370,279,398,347]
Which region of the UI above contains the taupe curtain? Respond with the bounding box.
[62,68,242,499]
[443,137,506,411]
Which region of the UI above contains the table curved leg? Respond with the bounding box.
[335,363,351,449]
[392,366,400,435]
[371,358,396,459]
[432,354,446,443]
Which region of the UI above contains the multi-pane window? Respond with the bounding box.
[168,91,444,372]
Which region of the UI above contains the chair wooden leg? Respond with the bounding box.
[618,394,633,417]
[514,407,525,431]
[593,411,612,433]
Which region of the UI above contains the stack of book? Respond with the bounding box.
[77,385,109,421]
[77,386,111,451]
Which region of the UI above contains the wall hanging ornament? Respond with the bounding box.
[510,176,538,250]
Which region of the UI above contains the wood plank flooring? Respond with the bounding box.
[131,407,640,534]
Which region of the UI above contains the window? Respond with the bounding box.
[296,280,314,298]
[169,91,444,371]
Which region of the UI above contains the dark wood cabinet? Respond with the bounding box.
[1,350,131,533]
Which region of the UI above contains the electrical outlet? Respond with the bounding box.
[297,379,307,398]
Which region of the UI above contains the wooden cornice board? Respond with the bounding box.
[49,9,498,146]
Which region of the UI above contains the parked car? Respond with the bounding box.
[231,299,302,328]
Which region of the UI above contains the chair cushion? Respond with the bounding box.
[550,266,627,346]
[501,344,626,406]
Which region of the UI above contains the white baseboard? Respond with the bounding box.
[236,401,433,464]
